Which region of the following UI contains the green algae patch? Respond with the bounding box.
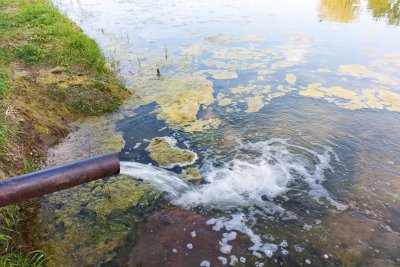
[139,74,216,131]
[338,64,398,86]
[146,137,197,168]
[181,44,208,57]
[245,95,264,113]
[183,118,222,132]
[180,167,202,184]
[299,83,400,112]
[286,73,297,85]
[87,175,148,217]
[39,174,151,267]
[203,70,238,80]
[231,85,255,94]
[218,98,233,106]
[204,33,237,45]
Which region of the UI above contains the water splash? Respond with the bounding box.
[121,139,347,260]
[173,138,347,211]
[120,161,194,198]
[122,139,346,210]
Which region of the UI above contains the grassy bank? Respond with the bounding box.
[0,0,128,265]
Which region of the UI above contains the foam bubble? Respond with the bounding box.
[230,255,238,265]
[207,214,278,258]
[200,260,210,267]
[218,256,228,265]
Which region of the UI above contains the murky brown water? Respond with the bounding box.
[41,0,400,266]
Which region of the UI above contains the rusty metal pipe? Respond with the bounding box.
[0,153,120,207]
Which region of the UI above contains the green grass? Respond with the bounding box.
[0,205,46,267]
[0,0,126,152]
[0,0,128,265]
[0,0,112,75]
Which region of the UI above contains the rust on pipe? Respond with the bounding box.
[0,153,120,207]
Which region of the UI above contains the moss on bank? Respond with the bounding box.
[0,0,128,265]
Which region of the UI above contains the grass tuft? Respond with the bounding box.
[15,44,45,63]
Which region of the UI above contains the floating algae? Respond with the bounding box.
[204,33,237,45]
[180,167,202,184]
[146,74,216,129]
[203,69,238,80]
[338,64,398,86]
[146,137,197,168]
[218,98,233,106]
[183,118,222,132]
[181,43,208,57]
[40,174,150,267]
[299,83,400,112]
[245,95,264,113]
[231,85,255,95]
[202,59,226,69]
[285,74,297,85]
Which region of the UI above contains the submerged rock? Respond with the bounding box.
[146,137,197,168]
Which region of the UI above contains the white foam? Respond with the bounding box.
[230,255,238,265]
[174,138,347,211]
[190,231,197,237]
[200,260,210,267]
[207,213,278,258]
[218,256,228,265]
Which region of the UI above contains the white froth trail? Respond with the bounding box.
[173,138,347,211]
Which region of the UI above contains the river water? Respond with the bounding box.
[45,0,400,266]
